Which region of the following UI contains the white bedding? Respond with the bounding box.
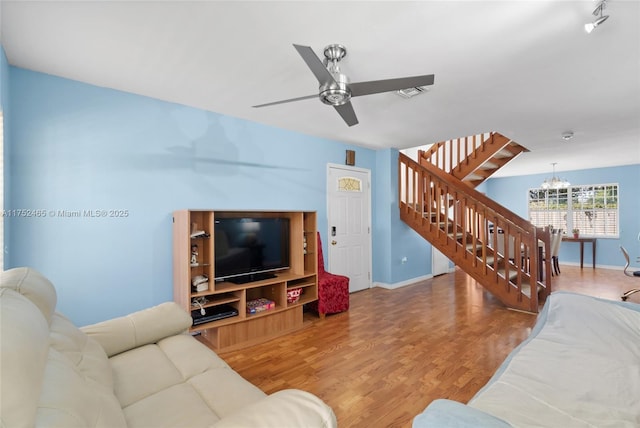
[468,292,640,427]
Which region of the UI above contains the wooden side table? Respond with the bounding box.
[562,237,596,269]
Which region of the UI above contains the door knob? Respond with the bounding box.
[331,240,337,245]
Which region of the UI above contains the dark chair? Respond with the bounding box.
[308,232,349,318]
[620,246,640,301]
[550,229,563,276]
[539,229,562,277]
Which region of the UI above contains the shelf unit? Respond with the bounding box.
[172,210,318,351]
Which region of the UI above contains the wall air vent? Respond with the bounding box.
[396,86,428,99]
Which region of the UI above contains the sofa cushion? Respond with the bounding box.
[50,312,115,390]
[81,301,193,357]
[0,288,50,428]
[36,348,127,427]
[110,334,267,427]
[211,389,339,428]
[1,267,57,324]
[158,334,266,415]
[123,383,221,427]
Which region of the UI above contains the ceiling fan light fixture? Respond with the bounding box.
[319,72,351,106]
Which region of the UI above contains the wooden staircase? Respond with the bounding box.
[418,132,530,188]
[399,135,551,313]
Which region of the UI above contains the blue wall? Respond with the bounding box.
[375,148,432,285]
[373,149,393,282]
[7,67,386,325]
[485,164,640,268]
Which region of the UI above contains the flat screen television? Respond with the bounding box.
[214,217,290,283]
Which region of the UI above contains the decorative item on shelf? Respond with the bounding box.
[246,298,275,314]
[190,230,210,239]
[191,244,199,266]
[191,274,209,292]
[303,234,308,254]
[287,288,302,304]
[572,228,580,238]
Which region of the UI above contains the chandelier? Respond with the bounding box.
[541,163,570,190]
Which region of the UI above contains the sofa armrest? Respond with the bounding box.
[80,302,192,357]
[211,389,337,428]
[412,399,512,428]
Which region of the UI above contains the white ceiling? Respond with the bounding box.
[1,1,639,177]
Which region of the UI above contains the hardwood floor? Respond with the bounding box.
[198,266,640,427]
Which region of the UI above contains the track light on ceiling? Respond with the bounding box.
[585,0,609,34]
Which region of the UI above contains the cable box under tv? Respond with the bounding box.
[191,304,238,326]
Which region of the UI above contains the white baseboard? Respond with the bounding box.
[558,262,624,271]
[374,273,434,290]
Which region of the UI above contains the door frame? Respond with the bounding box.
[326,163,373,290]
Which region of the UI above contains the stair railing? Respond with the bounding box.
[399,152,551,312]
[418,132,492,174]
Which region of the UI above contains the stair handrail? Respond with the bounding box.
[419,132,492,173]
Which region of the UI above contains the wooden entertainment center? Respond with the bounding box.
[172,210,318,351]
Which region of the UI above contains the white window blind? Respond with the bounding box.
[528,183,619,238]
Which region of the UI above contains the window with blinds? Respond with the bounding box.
[528,183,619,238]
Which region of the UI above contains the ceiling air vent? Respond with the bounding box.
[396,86,428,99]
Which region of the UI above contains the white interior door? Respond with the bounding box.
[327,165,371,293]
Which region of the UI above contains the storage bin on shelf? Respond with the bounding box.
[287,287,302,304]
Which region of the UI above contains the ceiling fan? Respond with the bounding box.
[253,44,435,127]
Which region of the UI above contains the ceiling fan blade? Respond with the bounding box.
[334,102,359,127]
[252,94,318,108]
[293,44,337,86]
[349,74,435,97]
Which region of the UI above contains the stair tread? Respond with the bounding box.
[494,149,516,159]
[478,161,499,170]
[497,267,519,281]
[465,173,484,180]
[516,282,543,298]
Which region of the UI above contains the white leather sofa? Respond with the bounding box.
[1,267,337,428]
